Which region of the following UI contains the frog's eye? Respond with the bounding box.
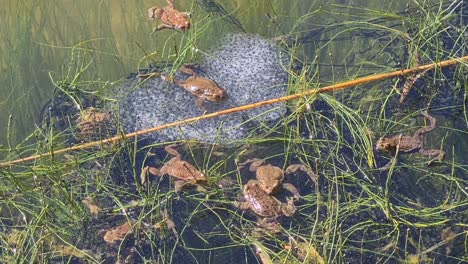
[217,91,227,100]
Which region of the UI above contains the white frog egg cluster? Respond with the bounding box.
[118,33,290,144]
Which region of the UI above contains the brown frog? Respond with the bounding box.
[148,0,190,32]
[143,144,206,192]
[75,107,112,141]
[238,158,318,199]
[376,111,445,168]
[164,64,227,110]
[235,180,296,231]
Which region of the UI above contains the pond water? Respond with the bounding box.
[0,0,466,263]
[0,0,406,146]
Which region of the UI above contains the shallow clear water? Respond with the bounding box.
[0,0,406,146]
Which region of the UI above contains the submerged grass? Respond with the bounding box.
[1,0,467,263]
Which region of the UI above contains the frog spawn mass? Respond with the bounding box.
[117,33,289,144]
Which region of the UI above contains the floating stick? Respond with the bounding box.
[1,55,466,168]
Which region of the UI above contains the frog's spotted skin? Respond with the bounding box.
[238,180,296,218]
[169,64,226,110]
[144,144,206,192]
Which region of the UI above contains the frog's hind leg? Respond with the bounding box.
[137,71,161,81]
[178,64,199,76]
[285,164,318,185]
[415,111,437,136]
[141,166,163,185]
[258,217,282,233]
[420,148,445,165]
[153,23,175,32]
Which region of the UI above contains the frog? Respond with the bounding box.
[142,144,206,192]
[238,158,319,200]
[235,179,296,231]
[376,111,445,168]
[148,0,190,32]
[75,107,112,141]
[163,64,227,110]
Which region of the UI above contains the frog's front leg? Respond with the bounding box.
[280,197,296,217]
[281,183,301,201]
[174,180,186,193]
[164,144,182,159]
[233,200,250,211]
[181,12,191,18]
[174,179,198,193]
[419,148,445,165]
[376,158,397,171]
[195,96,206,111]
[166,0,174,8]
[285,164,318,185]
[160,74,175,83]
[237,158,265,172]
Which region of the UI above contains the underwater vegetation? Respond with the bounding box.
[0,0,467,263]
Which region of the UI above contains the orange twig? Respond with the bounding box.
[1,56,467,168]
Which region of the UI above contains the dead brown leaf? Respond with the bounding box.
[286,237,325,264]
[254,244,275,264]
[296,241,324,264]
[400,69,429,104]
[103,222,133,244]
[82,197,101,216]
[154,210,177,236]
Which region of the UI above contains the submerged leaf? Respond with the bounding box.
[103,222,133,244]
[296,241,325,264]
[254,243,275,264]
[82,197,101,216]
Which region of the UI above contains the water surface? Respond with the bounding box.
[0,0,405,145]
